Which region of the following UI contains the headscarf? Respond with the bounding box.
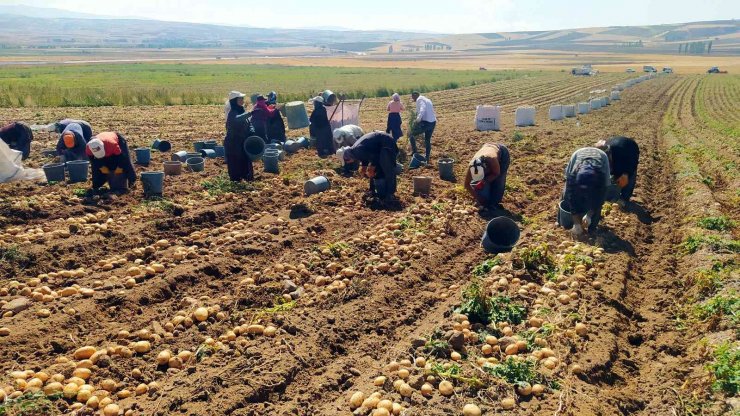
[267,91,277,105]
[392,93,400,102]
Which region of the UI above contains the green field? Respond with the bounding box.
[0,63,539,107]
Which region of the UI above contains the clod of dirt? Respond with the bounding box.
[447,331,465,351]
[1,297,31,315]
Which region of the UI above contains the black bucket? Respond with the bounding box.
[481,217,520,253]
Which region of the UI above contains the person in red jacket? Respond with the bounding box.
[86,132,137,192]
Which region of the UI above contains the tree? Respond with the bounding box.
[678,43,683,53]
[708,40,713,54]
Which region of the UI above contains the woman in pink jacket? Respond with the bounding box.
[385,93,405,141]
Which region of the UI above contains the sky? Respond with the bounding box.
[3,0,739,33]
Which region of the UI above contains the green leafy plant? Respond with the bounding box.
[427,362,485,388]
[322,242,349,258]
[512,131,524,142]
[682,235,740,254]
[514,244,556,274]
[72,188,87,197]
[520,324,554,350]
[472,257,502,277]
[706,342,739,395]
[195,343,219,362]
[0,245,28,265]
[697,216,737,232]
[489,296,527,325]
[0,391,62,416]
[202,174,256,196]
[483,357,559,389]
[456,279,491,324]
[559,253,594,275]
[695,292,739,325]
[422,330,450,358]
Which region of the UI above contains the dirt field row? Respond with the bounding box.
[0,72,737,415]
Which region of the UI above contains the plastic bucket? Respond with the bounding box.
[322,90,337,106]
[265,143,281,151]
[284,101,310,129]
[163,161,182,176]
[395,162,403,175]
[203,140,217,150]
[141,171,165,196]
[413,176,432,195]
[304,176,330,196]
[200,149,217,158]
[243,136,266,161]
[43,163,66,183]
[250,93,260,105]
[185,152,201,161]
[172,151,188,162]
[193,141,205,152]
[296,137,309,149]
[263,153,280,174]
[558,200,574,229]
[108,174,128,191]
[66,160,89,183]
[151,139,171,152]
[135,148,151,166]
[214,146,225,158]
[438,158,455,181]
[409,153,427,169]
[283,140,302,154]
[481,217,520,253]
[186,157,205,172]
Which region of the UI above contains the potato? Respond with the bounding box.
[178,350,193,363]
[263,326,277,337]
[135,383,148,396]
[99,397,113,408]
[245,325,265,335]
[72,368,92,380]
[76,389,92,403]
[0,327,9,337]
[439,380,454,396]
[571,364,583,374]
[63,383,79,399]
[103,403,121,416]
[397,368,410,380]
[451,351,462,361]
[373,376,386,387]
[43,382,63,396]
[156,350,172,366]
[377,399,393,411]
[117,389,132,399]
[575,323,588,337]
[463,404,481,416]
[36,309,51,318]
[133,341,151,354]
[516,382,532,396]
[414,357,426,367]
[86,395,100,409]
[373,409,390,416]
[532,384,545,396]
[399,383,413,397]
[101,379,117,392]
[501,397,516,410]
[420,383,433,396]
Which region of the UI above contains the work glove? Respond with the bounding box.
[114,167,124,174]
[616,174,629,188]
[99,166,110,174]
[571,223,585,238]
[472,180,486,191]
[582,214,592,229]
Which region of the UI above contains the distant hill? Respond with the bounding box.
[0,4,134,20]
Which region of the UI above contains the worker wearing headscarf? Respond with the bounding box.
[224,91,255,181]
[251,95,275,142]
[309,96,333,157]
[86,132,136,191]
[559,147,611,237]
[56,123,87,162]
[0,122,33,160]
[54,119,93,142]
[343,131,399,200]
[464,143,510,209]
[595,136,640,204]
[386,93,405,141]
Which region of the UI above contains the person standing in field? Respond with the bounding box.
[0,121,33,160]
[56,122,88,163]
[559,147,611,237]
[595,136,640,206]
[386,93,405,141]
[86,132,137,192]
[309,96,333,157]
[464,143,511,210]
[224,91,255,181]
[409,91,437,163]
[342,131,399,201]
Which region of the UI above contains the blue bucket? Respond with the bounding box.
[200,149,217,158]
[193,141,205,152]
[185,152,202,161]
[43,163,66,183]
[108,173,128,191]
[409,153,427,169]
[214,146,225,158]
[481,217,520,254]
[135,148,151,166]
[186,157,205,172]
[203,140,217,150]
[151,139,171,152]
[66,160,89,183]
[172,151,188,162]
[296,137,309,149]
[141,171,165,196]
[395,163,403,175]
[263,153,280,174]
[304,176,330,196]
[284,140,301,154]
[243,136,266,161]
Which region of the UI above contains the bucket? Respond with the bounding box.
[243,136,266,161]
[250,93,260,105]
[200,149,217,158]
[557,200,574,229]
[409,153,427,169]
[141,171,165,197]
[265,143,282,151]
[185,152,201,161]
[203,140,217,150]
[193,141,205,152]
[214,146,225,158]
[43,163,66,183]
[322,90,337,106]
[135,148,151,166]
[284,101,310,129]
[172,151,188,162]
[263,153,280,174]
[163,161,182,176]
[395,162,403,175]
[108,174,128,191]
[66,160,89,183]
[413,176,432,195]
[438,158,455,181]
[481,217,520,253]
[304,176,330,196]
[283,140,302,154]
[296,137,309,149]
[186,157,205,172]
[151,139,172,152]
[41,149,56,157]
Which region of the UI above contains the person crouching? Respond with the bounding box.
[343,132,399,201]
[464,143,510,210]
[86,132,137,192]
[559,147,611,237]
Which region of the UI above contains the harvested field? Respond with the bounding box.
[0,71,737,416]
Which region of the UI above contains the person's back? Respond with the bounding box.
[563,147,610,233]
[58,119,93,142]
[0,122,32,160]
[415,95,436,122]
[606,136,639,176]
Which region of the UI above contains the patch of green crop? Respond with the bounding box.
[706,342,739,395]
[483,357,559,389]
[202,174,257,196]
[695,292,739,326]
[0,391,62,416]
[697,216,737,232]
[682,235,740,254]
[514,244,556,275]
[472,257,502,277]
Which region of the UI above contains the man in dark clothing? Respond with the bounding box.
[309,96,333,157]
[224,91,255,182]
[559,147,611,237]
[56,123,88,162]
[54,119,93,142]
[343,132,399,200]
[86,132,137,191]
[0,122,32,160]
[596,136,640,204]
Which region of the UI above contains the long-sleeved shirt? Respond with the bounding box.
[563,147,610,215]
[415,96,437,123]
[464,143,503,194]
[387,100,405,113]
[347,132,398,167]
[56,123,87,161]
[606,137,639,177]
[57,119,93,142]
[0,122,32,159]
[87,132,136,188]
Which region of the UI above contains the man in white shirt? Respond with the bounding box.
[410,91,437,164]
